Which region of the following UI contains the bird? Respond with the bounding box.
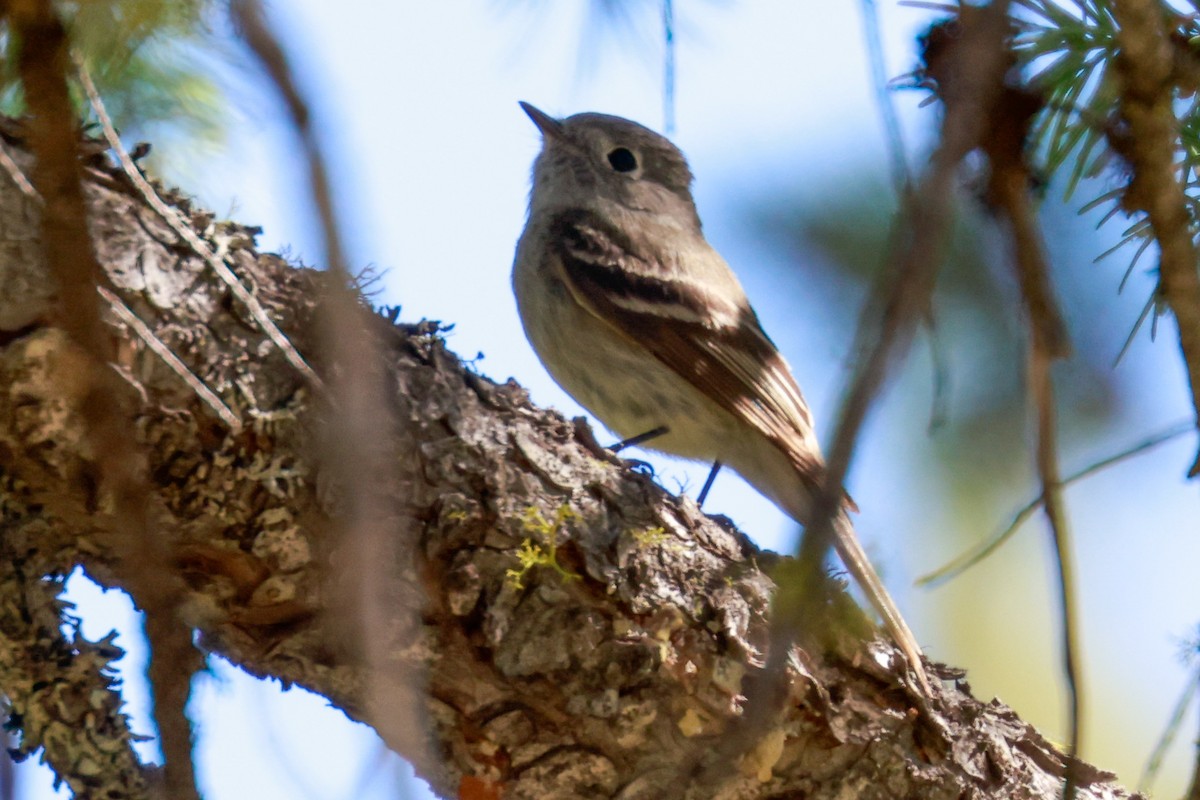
[511,101,930,695]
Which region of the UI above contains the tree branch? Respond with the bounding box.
[0,123,1141,798]
[1111,0,1200,477]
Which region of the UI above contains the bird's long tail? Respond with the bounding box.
[831,513,932,695]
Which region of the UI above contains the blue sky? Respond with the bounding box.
[15,1,1200,797]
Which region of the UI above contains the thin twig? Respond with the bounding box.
[1030,337,1083,800]
[1110,0,1200,476]
[860,0,912,196]
[662,0,676,135]
[74,59,325,392]
[981,65,1081,793]
[918,418,1194,586]
[925,311,951,431]
[98,286,242,431]
[1189,672,1200,800]
[863,0,958,437]
[1139,665,1199,793]
[0,140,38,198]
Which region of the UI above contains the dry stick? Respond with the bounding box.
[99,287,243,431]
[230,0,435,776]
[1110,0,1200,477]
[74,60,325,393]
[0,140,38,197]
[0,139,243,433]
[5,2,201,798]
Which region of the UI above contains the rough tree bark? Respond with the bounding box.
[0,126,1140,800]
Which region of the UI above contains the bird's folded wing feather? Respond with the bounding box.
[548,208,824,479]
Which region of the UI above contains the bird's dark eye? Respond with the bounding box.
[607,147,638,172]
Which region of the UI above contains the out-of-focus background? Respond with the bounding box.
[13,1,1199,797]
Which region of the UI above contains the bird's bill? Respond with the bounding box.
[519,101,565,141]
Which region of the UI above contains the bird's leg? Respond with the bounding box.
[610,425,669,453]
[696,460,722,507]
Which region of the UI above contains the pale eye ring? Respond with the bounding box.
[607,147,638,173]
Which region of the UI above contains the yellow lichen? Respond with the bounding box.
[741,729,787,783]
[677,707,704,738]
[504,504,581,589]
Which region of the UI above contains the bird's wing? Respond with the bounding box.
[548,208,825,480]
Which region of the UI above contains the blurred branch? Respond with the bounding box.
[1109,0,1200,477]
[230,0,435,773]
[863,0,957,436]
[769,0,1016,725]
[691,4,1024,779]
[803,0,1014,576]
[4,2,202,798]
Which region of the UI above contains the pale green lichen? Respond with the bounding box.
[241,451,307,499]
[631,526,668,547]
[630,525,687,554]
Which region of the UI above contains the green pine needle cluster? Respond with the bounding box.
[1013,0,1200,348]
[0,0,234,160]
[1015,0,1121,197]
